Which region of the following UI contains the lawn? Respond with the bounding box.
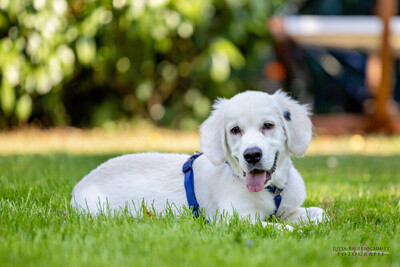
[0,135,399,266]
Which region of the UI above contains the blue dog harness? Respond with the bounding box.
[182,153,284,217]
[182,153,203,217]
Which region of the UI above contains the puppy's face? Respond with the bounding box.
[223,93,286,192]
[200,90,312,193]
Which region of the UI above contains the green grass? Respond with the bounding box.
[1,154,399,267]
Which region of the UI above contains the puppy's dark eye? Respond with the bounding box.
[263,122,274,130]
[230,126,241,135]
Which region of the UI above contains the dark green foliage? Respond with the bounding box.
[0,0,286,128]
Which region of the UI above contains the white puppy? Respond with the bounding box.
[71,90,325,227]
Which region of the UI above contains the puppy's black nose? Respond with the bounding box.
[243,147,263,165]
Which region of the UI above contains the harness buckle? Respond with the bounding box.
[274,188,282,196]
[182,160,191,173]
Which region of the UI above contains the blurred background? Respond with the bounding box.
[0,0,283,130]
[0,0,399,136]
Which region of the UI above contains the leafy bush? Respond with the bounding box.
[0,0,285,128]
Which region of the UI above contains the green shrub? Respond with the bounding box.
[0,0,285,128]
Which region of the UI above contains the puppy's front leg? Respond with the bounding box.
[284,207,325,224]
[218,204,294,231]
[218,203,293,232]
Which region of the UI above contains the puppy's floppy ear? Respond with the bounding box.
[273,90,313,156]
[200,99,228,165]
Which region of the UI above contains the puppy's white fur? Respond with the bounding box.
[71,90,325,226]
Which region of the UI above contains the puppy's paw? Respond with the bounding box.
[277,224,294,232]
[306,207,328,224]
[261,221,294,232]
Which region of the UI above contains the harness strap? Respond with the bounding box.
[266,185,284,216]
[182,153,203,217]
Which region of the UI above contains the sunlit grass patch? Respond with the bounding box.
[1,126,400,155]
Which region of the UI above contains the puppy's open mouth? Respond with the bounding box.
[244,152,278,193]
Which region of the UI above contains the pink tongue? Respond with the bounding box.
[245,172,267,192]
